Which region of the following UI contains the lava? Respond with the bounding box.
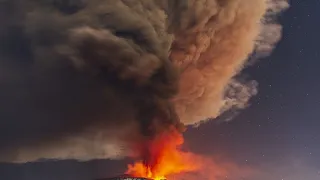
[126,129,200,180]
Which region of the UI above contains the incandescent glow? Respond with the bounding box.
[126,129,200,180]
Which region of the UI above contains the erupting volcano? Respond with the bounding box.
[126,128,200,180]
[0,1,288,175]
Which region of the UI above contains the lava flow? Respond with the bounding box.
[126,129,200,180]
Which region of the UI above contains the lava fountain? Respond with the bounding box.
[126,128,200,180]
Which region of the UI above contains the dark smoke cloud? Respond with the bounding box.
[0,0,180,162]
[0,0,288,162]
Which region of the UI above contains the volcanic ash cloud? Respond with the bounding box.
[0,0,288,162]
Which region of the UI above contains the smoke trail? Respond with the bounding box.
[0,0,288,162]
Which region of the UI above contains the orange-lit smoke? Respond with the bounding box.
[125,130,255,180]
[126,129,200,180]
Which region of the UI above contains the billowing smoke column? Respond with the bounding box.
[0,0,288,163]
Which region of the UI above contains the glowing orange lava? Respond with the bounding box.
[126,129,200,180]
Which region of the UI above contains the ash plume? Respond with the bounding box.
[0,0,288,163]
[171,0,289,125]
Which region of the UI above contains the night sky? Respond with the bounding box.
[1,0,320,180]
